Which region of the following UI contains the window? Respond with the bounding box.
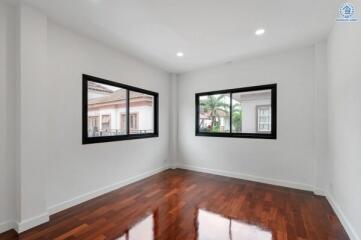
[129,113,138,131]
[256,105,271,133]
[196,84,277,139]
[121,113,140,133]
[83,75,158,144]
[101,115,111,131]
[88,116,99,137]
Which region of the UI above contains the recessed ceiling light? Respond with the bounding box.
[176,52,184,57]
[255,29,265,36]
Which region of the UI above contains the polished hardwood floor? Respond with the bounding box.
[0,169,349,240]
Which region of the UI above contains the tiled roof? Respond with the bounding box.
[88,81,113,93]
[89,89,151,105]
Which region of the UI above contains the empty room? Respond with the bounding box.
[0,0,360,239]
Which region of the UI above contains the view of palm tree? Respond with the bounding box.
[232,103,242,133]
[199,94,233,132]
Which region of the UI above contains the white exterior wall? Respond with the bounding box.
[132,106,154,131]
[88,105,153,132]
[88,107,126,130]
[241,99,270,133]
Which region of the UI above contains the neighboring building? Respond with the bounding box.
[87,81,154,137]
[234,90,271,133]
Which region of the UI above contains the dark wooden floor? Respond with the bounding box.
[1,169,349,240]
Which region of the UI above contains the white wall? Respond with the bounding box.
[313,41,329,194]
[169,74,179,168]
[45,21,171,211]
[327,3,361,239]
[178,47,321,190]
[0,2,16,232]
[0,2,171,233]
[17,4,49,230]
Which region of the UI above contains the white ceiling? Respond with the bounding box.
[24,0,340,73]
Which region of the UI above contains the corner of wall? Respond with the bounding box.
[15,212,50,233]
[313,40,329,194]
[326,192,361,240]
[323,11,361,239]
[0,221,16,235]
[168,73,179,169]
[0,1,18,234]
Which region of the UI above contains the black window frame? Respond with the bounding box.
[83,74,159,144]
[195,84,277,139]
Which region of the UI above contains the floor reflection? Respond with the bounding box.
[112,206,272,240]
[197,209,272,240]
[116,214,154,240]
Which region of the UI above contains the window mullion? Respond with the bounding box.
[126,89,130,136]
[230,92,233,134]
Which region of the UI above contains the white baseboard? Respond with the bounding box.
[326,193,360,240]
[48,165,170,215]
[176,164,314,192]
[313,188,326,196]
[0,221,16,234]
[15,212,50,233]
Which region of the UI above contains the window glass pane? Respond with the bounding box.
[232,89,272,134]
[199,93,231,133]
[129,91,154,134]
[87,81,127,137]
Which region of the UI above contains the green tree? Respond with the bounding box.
[200,95,230,132]
[232,103,242,132]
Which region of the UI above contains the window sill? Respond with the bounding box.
[195,132,276,139]
[83,133,159,144]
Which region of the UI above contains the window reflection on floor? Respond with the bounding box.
[198,209,272,240]
[116,214,153,240]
